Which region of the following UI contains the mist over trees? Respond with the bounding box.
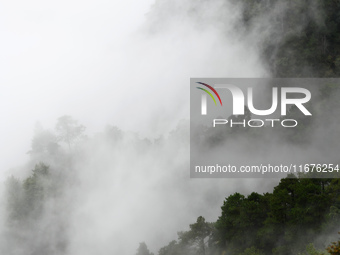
[1,114,191,254]
[136,242,154,255]
[232,0,340,78]
[2,0,340,255]
[144,0,340,254]
[153,175,340,255]
[3,82,340,255]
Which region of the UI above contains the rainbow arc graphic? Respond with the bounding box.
[196,82,222,115]
[196,82,223,106]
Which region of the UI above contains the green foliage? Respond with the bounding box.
[178,216,214,255]
[214,174,340,255]
[157,174,340,255]
[158,217,215,255]
[22,163,52,219]
[158,241,182,255]
[5,162,62,226]
[215,192,270,253]
[327,233,340,255]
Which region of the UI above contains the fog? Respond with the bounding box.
[1,0,333,254]
[0,0,268,172]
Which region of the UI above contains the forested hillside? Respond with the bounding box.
[235,0,340,77]
[139,0,340,254]
[148,175,340,255]
[2,0,340,255]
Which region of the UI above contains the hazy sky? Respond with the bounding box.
[1,0,154,173]
[0,1,299,254]
[0,0,267,175]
